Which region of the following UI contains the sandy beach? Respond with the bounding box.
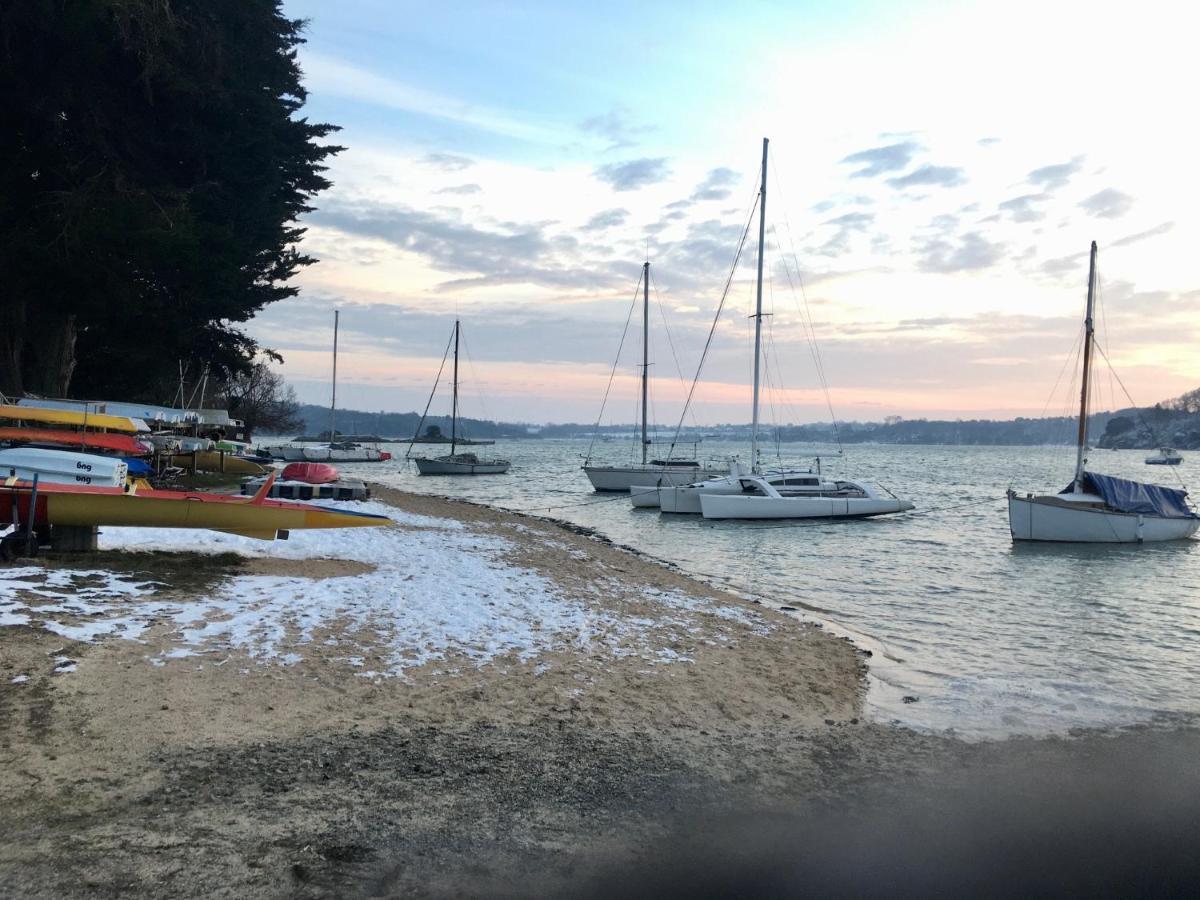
[2,487,1198,897]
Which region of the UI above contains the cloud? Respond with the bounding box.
[420,153,475,171]
[887,165,966,190]
[1111,221,1175,248]
[998,193,1046,223]
[1041,251,1088,276]
[593,157,671,191]
[917,231,1004,273]
[817,211,875,257]
[1028,157,1084,191]
[840,141,920,178]
[690,167,739,202]
[1079,188,1134,219]
[977,137,1001,147]
[434,183,482,195]
[579,106,652,150]
[582,208,629,231]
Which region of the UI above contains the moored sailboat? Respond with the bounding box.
[1007,242,1199,542]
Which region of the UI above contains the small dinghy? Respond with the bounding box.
[0,447,128,487]
[1145,447,1183,466]
[281,462,340,484]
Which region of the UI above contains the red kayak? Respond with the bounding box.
[0,426,151,456]
[281,462,340,484]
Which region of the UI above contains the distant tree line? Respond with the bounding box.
[0,0,340,401]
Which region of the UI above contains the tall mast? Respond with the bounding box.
[641,260,650,465]
[450,319,460,455]
[1074,241,1098,490]
[329,309,339,443]
[750,137,769,474]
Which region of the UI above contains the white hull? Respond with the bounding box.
[699,492,914,520]
[414,457,509,475]
[0,448,128,487]
[261,444,308,461]
[584,465,727,492]
[629,486,661,508]
[1008,494,1198,542]
[301,446,385,463]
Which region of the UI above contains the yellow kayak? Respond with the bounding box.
[0,404,143,433]
[169,451,269,475]
[2,473,390,540]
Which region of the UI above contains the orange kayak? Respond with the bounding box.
[0,426,150,456]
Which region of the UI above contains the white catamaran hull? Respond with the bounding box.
[1007,495,1199,542]
[698,493,914,520]
[629,486,661,508]
[584,465,727,493]
[302,446,385,463]
[414,457,510,475]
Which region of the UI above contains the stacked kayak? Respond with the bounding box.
[1,473,390,540]
[0,447,129,487]
[0,427,150,456]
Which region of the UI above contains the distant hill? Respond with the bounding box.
[1097,387,1200,450]
[289,404,534,441]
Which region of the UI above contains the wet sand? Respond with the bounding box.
[1,487,1197,896]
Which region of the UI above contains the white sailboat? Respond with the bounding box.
[409,320,510,476]
[583,261,729,492]
[637,138,913,521]
[1007,242,1199,542]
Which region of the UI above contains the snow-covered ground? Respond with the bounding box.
[0,500,771,678]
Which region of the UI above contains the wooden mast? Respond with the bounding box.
[641,261,650,466]
[750,137,769,474]
[1074,241,1098,490]
[450,319,460,456]
[329,310,339,443]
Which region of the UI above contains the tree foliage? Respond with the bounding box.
[0,0,341,400]
[214,357,302,436]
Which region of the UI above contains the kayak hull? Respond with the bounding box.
[168,451,269,475]
[0,426,150,456]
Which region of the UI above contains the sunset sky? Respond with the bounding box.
[254,0,1200,426]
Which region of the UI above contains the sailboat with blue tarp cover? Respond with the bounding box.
[1007,242,1199,542]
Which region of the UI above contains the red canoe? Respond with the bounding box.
[281,462,340,484]
[0,426,151,456]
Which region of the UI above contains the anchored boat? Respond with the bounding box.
[1007,242,1199,543]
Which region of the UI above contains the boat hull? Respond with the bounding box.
[168,451,269,475]
[0,404,144,433]
[629,486,661,508]
[1,481,390,539]
[698,493,914,520]
[0,427,150,456]
[281,462,339,484]
[414,457,510,475]
[301,446,386,463]
[1007,494,1199,542]
[584,465,727,492]
[0,448,128,487]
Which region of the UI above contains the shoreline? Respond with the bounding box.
[1,487,1198,895]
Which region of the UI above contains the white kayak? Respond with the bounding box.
[0,447,129,487]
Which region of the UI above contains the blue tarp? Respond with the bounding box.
[122,457,153,477]
[1061,471,1197,519]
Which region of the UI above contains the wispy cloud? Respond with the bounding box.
[917,231,1003,273]
[840,141,920,178]
[1079,188,1134,219]
[1028,156,1085,191]
[690,167,739,202]
[1111,221,1174,248]
[582,208,629,231]
[593,157,671,191]
[420,153,475,171]
[579,106,652,151]
[888,165,966,190]
[301,52,560,142]
[434,183,482,195]
[998,193,1046,223]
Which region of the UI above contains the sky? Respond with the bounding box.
[252,0,1200,426]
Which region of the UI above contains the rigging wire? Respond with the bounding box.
[584,270,645,465]
[667,190,760,458]
[649,268,701,428]
[405,328,456,461]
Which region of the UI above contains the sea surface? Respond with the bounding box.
[339,439,1200,738]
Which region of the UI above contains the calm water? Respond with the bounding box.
[337,439,1200,737]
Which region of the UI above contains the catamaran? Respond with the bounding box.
[408,320,510,475]
[1007,242,1199,542]
[635,138,913,521]
[583,261,728,492]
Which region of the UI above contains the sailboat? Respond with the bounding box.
[289,311,387,463]
[409,320,510,475]
[640,139,913,521]
[583,261,729,492]
[1007,242,1199,542]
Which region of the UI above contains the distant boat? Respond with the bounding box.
[1145,447,1183,466]
[1008,243,1199,542]
[583,260,727,493]
[301,311,388,463]
[409,320,510,476]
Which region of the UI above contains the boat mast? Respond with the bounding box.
[1074,241,1098,490]
[329,310,339,443]
[641,260,650,466]
[750,137,769,474]
[450,319,460,456]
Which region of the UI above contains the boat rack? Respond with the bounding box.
[240,478,370,502]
